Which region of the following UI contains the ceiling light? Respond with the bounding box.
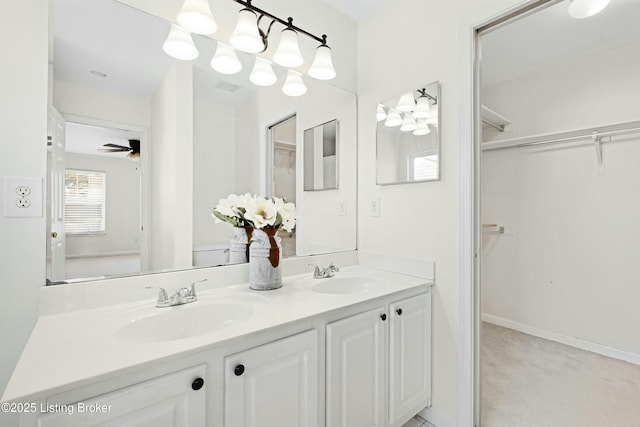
[162,24,199,61]
[376,104,387,122]
[384,109,402,127]
[413,120,431,136]
[177,0,217,35]
[396,91,416,112]
[400,114,417,132]
[249,57,277,86]
[413,93,431,119]
[568,0,611,18]
[230,8,264,53]
[308,42,336,80]
[274,28,304,68]
[282,70,307,96]
[210,42,242,74]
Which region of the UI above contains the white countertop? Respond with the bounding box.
[2,265,432,403]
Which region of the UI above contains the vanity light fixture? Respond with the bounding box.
[384,109,403,127]
[229,7,265,53]
[396,91,416,112]
[273,26,304,68]
[177,0,217,35]
[163,24,199,60]
[413,120,431,136]
[376,104,387,122]
[400,114,417,132]
[282,70,307,96]
[210,42,242,74]
[249,57,278,86]
[568,0,611,18]
[413,89,432,119]
[308,39,336,80]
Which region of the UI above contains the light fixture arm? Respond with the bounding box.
[232,0,328,45]
[418,88,437,105]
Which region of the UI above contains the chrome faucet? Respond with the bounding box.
[309,263,340,279]
[146,279,207,308]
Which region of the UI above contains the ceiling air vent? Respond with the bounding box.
[215,82,241,93]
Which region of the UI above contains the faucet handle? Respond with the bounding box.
[188,279,207,297]
[307,263,321,277]
[145,286,169,305]
[328,263,339,272]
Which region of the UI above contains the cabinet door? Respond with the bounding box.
[326,307,386,427]
[224,329,318,427]
[389,293,431,425]
[38,365,206,427]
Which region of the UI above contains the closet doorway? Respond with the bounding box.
[476,1,640,426]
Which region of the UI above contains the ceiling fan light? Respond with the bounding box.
[210,42,242,74]
[230,8,264,53]
[249,57,277,86]
[568,0,611,18]
[177,0,217,35]
[413,95,431,119]
[396,91,416,112]
[308,44,336,80]
[413,120,431,136]
[282,70,307,96]
[274,28,304,68]
[162,24,199,61]
[376,104,387,122]
[400,114,417,132]
[384,109,402,127]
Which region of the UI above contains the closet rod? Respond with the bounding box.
[482,118,506,132]
[482,122,640,152]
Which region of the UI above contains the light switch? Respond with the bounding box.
[370,197,380,217]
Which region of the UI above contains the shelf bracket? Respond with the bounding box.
[592,132,605,175]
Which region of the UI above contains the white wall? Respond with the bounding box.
[0,1,48,425]
[192,97,237,247]
[65,154,140,257]
[481,40,640,356]
[357,1,523,424]
[149,62,194,271]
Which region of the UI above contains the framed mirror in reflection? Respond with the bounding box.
[46,0,357,284]
[303,119,338,191]
[375,82,440,185]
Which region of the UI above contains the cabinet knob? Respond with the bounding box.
[380,313,387,321]
[234,364,245,376]
[396,308,403,316]
[191,377,204,391]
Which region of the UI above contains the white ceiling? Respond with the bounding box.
[65,122,141,157]
[481,0,640,88]
[323,0,388,22]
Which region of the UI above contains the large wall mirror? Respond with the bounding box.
[376,82,440,185]
[46,0,357,284]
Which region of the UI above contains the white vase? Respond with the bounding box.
[249,228,282,290]
[229,227,252,265]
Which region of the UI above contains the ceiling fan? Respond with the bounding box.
[99,139,140,158]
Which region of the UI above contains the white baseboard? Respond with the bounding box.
[482,313,640,366]
[418,407,455,427]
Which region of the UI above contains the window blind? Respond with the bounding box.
[64,169,106,234]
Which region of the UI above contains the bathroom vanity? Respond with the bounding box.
[3,264,433,427]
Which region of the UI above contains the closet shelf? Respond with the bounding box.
[481,105,511,132]
[482,223,504,235]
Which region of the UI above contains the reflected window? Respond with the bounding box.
[409,153,438,181]
[64,169,106,234]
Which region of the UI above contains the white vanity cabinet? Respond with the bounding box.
[326,292,431,427]
[224,329,319,427]
[36,365,206,427]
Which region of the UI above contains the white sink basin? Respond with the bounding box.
[312,276,382,295]
[114,301,253,343]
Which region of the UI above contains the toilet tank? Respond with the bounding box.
[192,243,230,267]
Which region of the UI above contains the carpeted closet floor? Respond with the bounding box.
[481,322,640,427]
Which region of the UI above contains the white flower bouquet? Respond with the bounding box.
[212,193,296,232]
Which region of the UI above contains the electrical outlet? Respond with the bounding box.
[16,198,31,208]
[370,197,380,217]
[338,200,347,216]
[3,176,42,218]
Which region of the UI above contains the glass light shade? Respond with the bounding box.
[282,70,307,96]
[376,104,387,122]
[568,0,611,18]
[177,0,217,35]
[413,120,431,136]
[230,8,264,53]
[273,29,304,68]
[384,109,402,127]
[249,57,277,86]
[400,114,417,132]
[396,91,416,112]
[210,42,241,74]
[308,44,336,80]
[162,24,199,61]
[413,96,431,119]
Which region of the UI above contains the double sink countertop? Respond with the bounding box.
[3,265,433,403]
